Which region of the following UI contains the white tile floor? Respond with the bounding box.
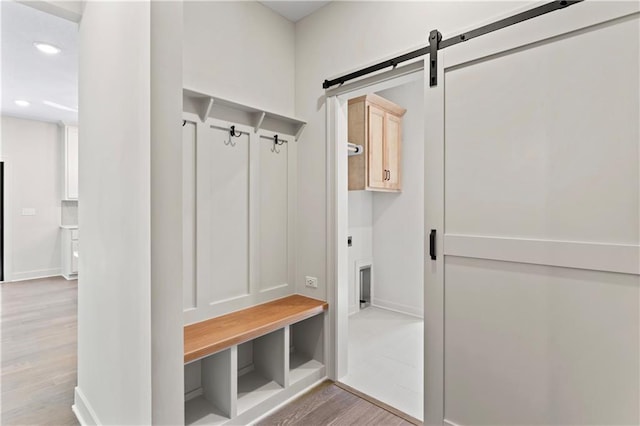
[340,306,424,421]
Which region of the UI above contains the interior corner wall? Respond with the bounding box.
[1,116,62,281]
[294,1,528,301]
[183,1,295,116]
[371,79,424,317]
[77,2,152,424]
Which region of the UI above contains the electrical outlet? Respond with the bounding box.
[305,276,318,289]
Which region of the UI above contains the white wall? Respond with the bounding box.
[371,79,424,317]
[150,1,184,424]
[75,2,183,424]
[182,2,299,323]
[294,1,523,301]
[1,116,62,281]
[183,1,295,116]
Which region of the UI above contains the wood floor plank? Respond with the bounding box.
[1,276,78,426]
[2,278,413,426]
[258,381,414,426]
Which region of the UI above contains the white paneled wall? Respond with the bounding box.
[204,124,250,302]
[183,116,297,324]
[183,121,197,311]
[259,137,289,291]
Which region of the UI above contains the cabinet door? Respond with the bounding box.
[71,240,79,273]
[367,105,386,189]
[66,126,79,199]
[385,113,402,190]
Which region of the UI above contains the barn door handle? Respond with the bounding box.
[429,229,437,260]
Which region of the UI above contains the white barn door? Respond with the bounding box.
[425,3,639,425]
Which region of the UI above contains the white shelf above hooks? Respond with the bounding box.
[254,112,266,133]
[197,97,215,123]
[183,88,307,140]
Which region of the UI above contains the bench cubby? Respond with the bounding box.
[184,295,328,425]
[289,313,324,385]
[185,348,234,425]
[237,329,286,414]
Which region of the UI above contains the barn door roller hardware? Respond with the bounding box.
[322,0,582,89]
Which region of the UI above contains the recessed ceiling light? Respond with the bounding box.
[14,100,30,107]
[43,100,78,112]
[33,42,61,55]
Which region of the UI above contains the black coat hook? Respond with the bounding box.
[182,120,186,127]
[271,135,286,153]
[230,125,242,138]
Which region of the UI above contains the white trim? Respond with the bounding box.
[424,50,445,426]
[326,95,345,380]
[184,284,293,326]
[184,388,203,402]
[9,268,62,282]
[325,96,337,380]
[325,61,424,98]
[238,363,255,377]
[445,235,640,275]
[72,387,100,426]
[326,56,429,411]
[371,299,423,319]
[444,419,463,426]
[1,158,12,283]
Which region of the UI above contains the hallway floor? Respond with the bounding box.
[341,306,423,421]
[1,276,78,426]
[258,380,414,425]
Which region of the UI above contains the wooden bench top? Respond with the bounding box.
[184,294,328,363]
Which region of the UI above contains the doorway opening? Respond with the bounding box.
[1,2,79,424]
[330,65,426,422]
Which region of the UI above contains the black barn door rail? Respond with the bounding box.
[322,0,583,89]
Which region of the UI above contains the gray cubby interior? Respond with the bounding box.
[236,328,286,414]
[184,348,236,426]
[289,313,324,385]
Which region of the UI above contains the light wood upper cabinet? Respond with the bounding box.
[348,94,406,192]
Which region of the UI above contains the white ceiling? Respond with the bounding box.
[259,1,330,22]
[0,1,323,124]
[1,1,78,124]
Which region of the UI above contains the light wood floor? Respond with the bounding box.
[1,276,78,426]
[1,278,412,426]
[258,381,415,426]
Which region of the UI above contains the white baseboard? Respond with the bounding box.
[444,419,463,426]
[238,363,255,377]
[348,304,358,316]
[371,298,423,318]
[184,387,203,402]
[72,387,100,426]
[10,268,62,282]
